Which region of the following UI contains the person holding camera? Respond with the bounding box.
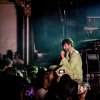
[56,38,83,84]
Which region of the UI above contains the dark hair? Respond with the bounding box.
[58,76,78,100]
[62,38,74,47]
[4,59,13,66]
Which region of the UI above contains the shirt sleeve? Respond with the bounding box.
[60,51,81,69]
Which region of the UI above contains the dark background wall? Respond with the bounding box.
[31,0,100,67]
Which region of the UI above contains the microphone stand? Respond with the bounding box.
[85,49,89,83]
[96,49,100,85]
[94,41,100,85]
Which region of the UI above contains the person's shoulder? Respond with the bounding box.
[72,49,80,56]
[72,49,79,53]
[37,88,47,92]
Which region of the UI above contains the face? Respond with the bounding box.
[63,43,70,51]
[48,71,54,82]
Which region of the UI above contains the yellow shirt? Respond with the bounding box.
[58,49,83,83]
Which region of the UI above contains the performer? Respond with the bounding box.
[56,38,83,83]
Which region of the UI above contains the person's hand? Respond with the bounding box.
[56,71,63,82]
[60,50,65,59]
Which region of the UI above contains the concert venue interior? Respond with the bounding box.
[0,0,100,99]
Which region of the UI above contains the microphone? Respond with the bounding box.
[63,49,67,57]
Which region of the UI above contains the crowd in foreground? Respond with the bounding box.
[0,49,100,100]
[0,60,100,100]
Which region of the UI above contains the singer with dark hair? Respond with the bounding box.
[56,38,83,83]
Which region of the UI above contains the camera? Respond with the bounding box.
[59,69,65,74]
